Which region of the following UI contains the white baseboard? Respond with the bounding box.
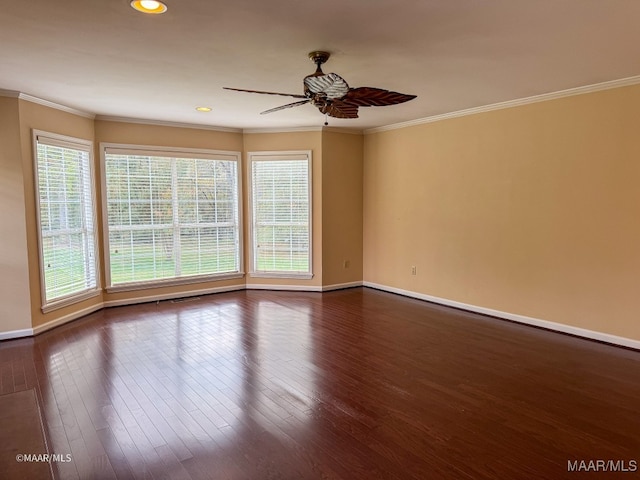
[5,280,637,351]
[0,285,247,341]
[103,284,245,308]
[321,281,363,292]
[32,303,105,337]
[363,282,640,350]
[1,283,327,340]
[0,328,35,341]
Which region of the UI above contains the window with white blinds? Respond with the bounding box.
[33,131,98,310]
[102,145,241,288]
[249,151,312,278]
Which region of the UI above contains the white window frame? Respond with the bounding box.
[248,150,313,279]
[100,143,243,292]
[32,130,100,312]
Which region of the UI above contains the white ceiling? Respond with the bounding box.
[2,0,640,131]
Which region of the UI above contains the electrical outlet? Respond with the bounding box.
[411,265,417,275]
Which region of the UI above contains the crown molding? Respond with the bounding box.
[322,126,364,135]
[242,126,324,134]
[365,75,640,135]
[1,89,95,118]
[19,93,95,119]
[0,88,21,98]
[9,74,640,137]
[96,120,362,135]
[243,126,363,134]
[0,91,359,135]
[95,115,242,133]
[24,93,95,118]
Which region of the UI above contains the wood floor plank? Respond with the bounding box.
[1,287,639,479]
[0,389,52,479]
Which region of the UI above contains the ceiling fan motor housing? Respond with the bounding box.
[308,51,331,67]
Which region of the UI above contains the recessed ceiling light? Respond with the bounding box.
[195,106,212,112]
[130,0,167,14]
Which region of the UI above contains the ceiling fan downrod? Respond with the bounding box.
[308,51,330,73]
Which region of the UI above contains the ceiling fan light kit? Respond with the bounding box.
[224,51,416,123]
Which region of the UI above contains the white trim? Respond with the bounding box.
[96,115,242,133]
[245,283,323,292]
[363,282,640,350]
[100,143,243,289]
[9,92,95,118]
[7,75,640,135]
[321,281,363,291]
[98,146,110,288]
[20,93,95,119]
[32,130,101,311]
[249,272,313,280]
[365,75,640,134]
[97,120,362,135]
[247,150,313,278]
[0,89,21,98]
[0,328,34,341]
[41,289,101,314]
[102,143,241,160]
[103,284,245,307]
[4,282,639,349]
[242,126,324,134]
[32,302,105,336]
[106,273,245,293]
[248,151,311,162]
[322,127,363,135]
[2,284,247,339]
[32,129,93,150]
[35,132,92,152]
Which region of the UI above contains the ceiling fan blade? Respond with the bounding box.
[260,99,311,115]
[342,87,417,107]
[304,73,350,99]
[319,100,359,119]
[223,87,307,99]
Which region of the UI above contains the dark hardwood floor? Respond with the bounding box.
[1,287,639,479]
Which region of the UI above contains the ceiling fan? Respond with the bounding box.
[224,51,417,124]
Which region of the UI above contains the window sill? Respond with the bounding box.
[41,288,102,314]
[249,272,314,280]
[106,272,245,293]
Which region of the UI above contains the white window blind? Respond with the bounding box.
[249,152,311,277]
[34,132,98,308]
[103,146,241,287]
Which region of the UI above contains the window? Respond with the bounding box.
[102,145,242,289]
[249,151,312,278]
[33,131,99,311]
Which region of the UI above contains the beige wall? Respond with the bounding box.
[17,100,99,329]
[0,111,333,336]
[243,131,324,287]
[0,97,32,333]
[363,84,640,341]
[5,83,640,345]
[322,131,363,286]
[0,102,360,336]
